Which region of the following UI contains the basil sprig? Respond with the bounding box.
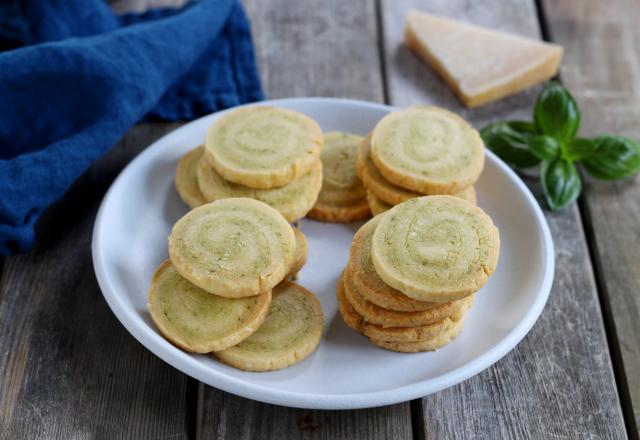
[481,81,640,210]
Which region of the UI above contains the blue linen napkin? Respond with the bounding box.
[0,0,264,255]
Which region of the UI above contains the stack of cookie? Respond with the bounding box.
[175,106,324,223]
[337,195,500,352]
[308,132,370,222]
[357,106,484,215]
[148,198,324,371]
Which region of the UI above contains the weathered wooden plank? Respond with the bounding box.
[196,1,413,439]
[197,383,411,440]
[244,0,385,101]
[542,0,640,434]
[379,0,627,438]
[0,123,196,440]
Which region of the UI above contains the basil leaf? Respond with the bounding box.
[507,120,538,133]
[529,135,560,161]
[541,158,582,210]
[582,135,640,180]
[534,81,581,144]
[564,138,598,161]
[480,120,541,168]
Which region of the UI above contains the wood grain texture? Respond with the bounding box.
[380,0,627,438]
[542,0,640,434]
[0,124,197,440]
[2,1,633,438]
[243,0,384,101]
[196,1,412,439]
[197,383,411,440]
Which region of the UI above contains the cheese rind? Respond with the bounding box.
[404,10,563,108]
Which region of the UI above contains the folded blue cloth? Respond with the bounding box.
[0,0,264,255]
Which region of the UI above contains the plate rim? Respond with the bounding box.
[92,97,555,410]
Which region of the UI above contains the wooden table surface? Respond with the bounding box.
[1,0,638,438]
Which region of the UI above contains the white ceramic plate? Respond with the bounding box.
[92,98,554,410]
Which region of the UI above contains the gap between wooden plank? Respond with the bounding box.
[185,378,200,440]
[375,0,390,105]
[534,1,638,437]
[409,400,426,440]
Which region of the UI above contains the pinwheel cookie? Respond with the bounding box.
[366,191,392,216]
[336,278,473,352]
[197,149,322,222]
[175,146,207,209]
[168,198,296,298]
[347,216,436,312]
[370,107,484,194]
[371,196,500,302]
[215,282,324,371]
[336,273,468,344]
[370,317,466,353]
[343,269,471,328]
[287,227,308,278]
[308,132,370,222]
[148,261,271,353]
[205,106,323,189]
[357,134,477,206]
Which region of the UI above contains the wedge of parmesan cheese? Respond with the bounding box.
[405,10,563,108]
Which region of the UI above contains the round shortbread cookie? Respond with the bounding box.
[288,227,308,277]
[316,132,367,203]
[343,269,469,328]
[370,296,473,352]
[205,106,323,189]
[307,198,371,223]
[168,198,296,298]
[148,261,271,353]
[175,146,207,209]
[370,316,465,353]
[357,135,477,205]
[336,274,454,343]
[366,190,392,216]
[337,276,366,334]
[307,132,370,223]
[357,134,422,205]
[371,196,500,302]
[458,186,477,205]
[214,282,324,371]
[366,187,476,216]
[370,107,485,194]
[347,216,438,312]
[197,151,322,222]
